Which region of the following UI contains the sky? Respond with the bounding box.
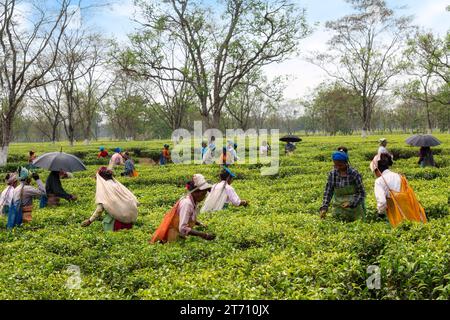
[21,0,450,100]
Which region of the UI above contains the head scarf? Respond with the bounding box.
[332,151,349,162]
[99,146,105,151]
[6,173,17,185]
[114,147,121,153]
[18,167,30,181]
[223,166,236,178]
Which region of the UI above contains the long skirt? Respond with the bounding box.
[102,213,133,232]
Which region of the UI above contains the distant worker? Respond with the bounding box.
[260,141,270,156]
[201,141,208,159]
[285,142,296,155]
[319,151,366,222]
[28,151,37,169]
[121,152,137,177]
[378,138,393,159]
[150,174,215,243]
[160,144,171,165]
[418,146,436,167]
[108,148,124,169]
[98,146,109,159]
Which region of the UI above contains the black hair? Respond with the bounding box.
[219,169,232,181]
[377,153,393,173]
[337,146,348,154]
[5,173,10,181]
[186,180,196,191]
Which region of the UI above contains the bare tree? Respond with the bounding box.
[225,70,285,130]
[76,36,114,143]
[308,0,413,137]
[126,0,309,128]
[0,0,72,165]
[29,80,64,142]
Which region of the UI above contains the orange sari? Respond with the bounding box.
[150,201,195,243]
[384,175,427,227]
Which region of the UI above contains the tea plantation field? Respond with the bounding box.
[0,134,449,299]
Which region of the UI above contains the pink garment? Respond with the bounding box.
[178,194,198,237]
[110,153,123,166]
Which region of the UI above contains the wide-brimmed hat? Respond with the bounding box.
[192,174,212,191]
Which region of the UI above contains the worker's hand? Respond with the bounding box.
[70,195,77,201]
[196,221,207,228]
[203,233,216,241]
[32,173,40,180]
[81,219,91,227]
[319,209,327,219]
[341,202,351,208]
[241,200,249,207]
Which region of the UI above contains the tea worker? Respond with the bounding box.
[202,144,216,164]
[7,168,46,228]
[108,148,124,169]
[378,138,393,159]
[27,151,38,169]
[121,152,137,177]
[227,141,238,163]
[160,144,171,165]
[0,173,18,215]
[81,167,139,232]
[285,141,296,155]
[201,141,208,159]
[150,174,215,243]
[45,170,77,206]
[418,146,436,167]
[370,153,427,227]
[97,146,109,159]
[201,167,248,213]
[319,151,366,221]
[260,141,270,156]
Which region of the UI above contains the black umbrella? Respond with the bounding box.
[405,134,441,147]
[280,135,302,143]
[32,151,87,172]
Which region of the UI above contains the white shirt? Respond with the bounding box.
[374,169,401,213]
[211,181,241,206]
[0,186,15,207]
[260,145,268,155]
[378,146,388,154]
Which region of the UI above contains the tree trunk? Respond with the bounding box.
[0,120,12,166]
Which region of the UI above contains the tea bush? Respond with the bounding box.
[0,134,448,299]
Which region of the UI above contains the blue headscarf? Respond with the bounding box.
[99,146,105,151]
[224,166,236,178]
[114,147,121,153]
[332,151,349,162]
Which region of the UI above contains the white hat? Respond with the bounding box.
[192,174,212,191]
[370,154,381,172]
[379,138,387,143]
